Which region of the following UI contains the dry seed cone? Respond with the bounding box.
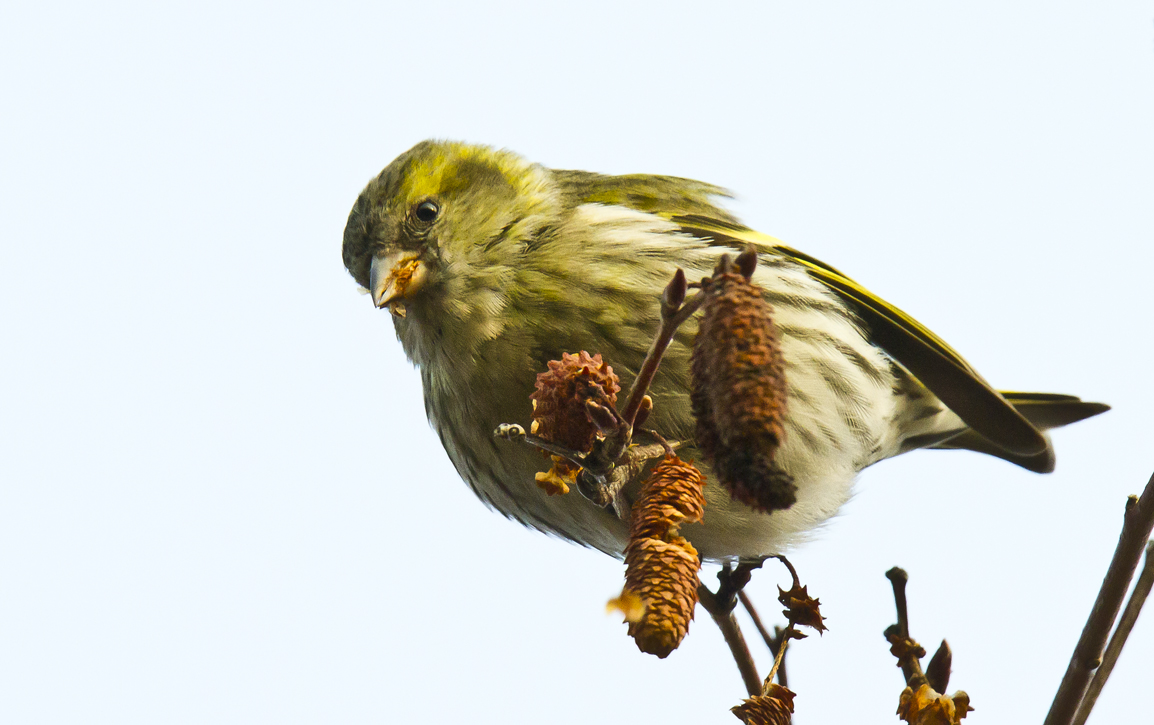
[528,351,620,494]
[732,684,796,725]
[622,455,706,658]
[691,252,796,512]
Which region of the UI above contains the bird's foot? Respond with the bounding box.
[708,560,766,615]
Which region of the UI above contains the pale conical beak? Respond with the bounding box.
[369,252,426,315]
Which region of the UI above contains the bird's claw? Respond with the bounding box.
[494,423,526,441]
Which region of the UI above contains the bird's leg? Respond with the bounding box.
[579,387,634,479]
[575,441,677,513]
[712,560,766,614]
[493,423,589,470]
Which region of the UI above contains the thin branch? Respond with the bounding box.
[775,555,801,590]
[576,271,703,500]
[619,270,704,427]
[886,567,912,639]
[885,566,926,685]
[771,626,790,689]
[1045,471,1154,725]
[699,583,761,697]
[495,267,705,510]
[762,621,794,694]
[739,590,773,645]
[1072,540,1154,725]
[737,590,790,688]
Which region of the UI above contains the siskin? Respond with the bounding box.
[341,140,1108,561]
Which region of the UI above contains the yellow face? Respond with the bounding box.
[342,140,554,317]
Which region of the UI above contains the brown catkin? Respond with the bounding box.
[529,351,620,453]
[622,455,706,658]
[691,254,797,512]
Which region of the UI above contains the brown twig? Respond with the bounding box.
[1044,472,1154,725]
[494,267,704,509]
[762,621,794,694]
[738,590,789,688]
[575,271,703,504]
[885,566,926,685]
[775,555,801,590]
[887,567,912,638]
[771,626,790,689]
[699,582,761,697]
[757,554,824,693]
[620,269,701,426]
[1072,539,1154,725]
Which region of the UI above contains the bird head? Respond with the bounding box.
[342,140,558,327]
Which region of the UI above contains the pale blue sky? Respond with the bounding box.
[2,2,1152,723]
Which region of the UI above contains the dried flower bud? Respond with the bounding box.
[732,684,796,725]
[896,684,973,724]
[620,455,706,658]
[777,582,827,635]
[691,253,797,512]
[925,640,952,694]
[530,351,620,453]
[534,456,578,496]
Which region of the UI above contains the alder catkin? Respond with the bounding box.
[621,455,706,658]
[691,252,797,512]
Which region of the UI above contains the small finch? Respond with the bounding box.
[341,140,1108,560]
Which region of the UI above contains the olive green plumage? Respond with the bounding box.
[342,140,1108,560]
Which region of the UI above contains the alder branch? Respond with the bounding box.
[698,582,762,697]
[1044,471,1154,725]
[1072,539,1154,725]
[884,566,926,685]
[739,590,789,688]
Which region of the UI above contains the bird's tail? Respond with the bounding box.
[929,393,1109,473]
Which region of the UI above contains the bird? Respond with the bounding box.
[341,139,1108,561]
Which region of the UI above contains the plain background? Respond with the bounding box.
[2,2,1152,723]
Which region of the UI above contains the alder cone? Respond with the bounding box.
[530,351,620,453]
[732,684,796,725]
[623,455,706,658]
[624,537,700,658]
[691,255,796,512]
[627,453,707,543]
[731,698,792,725]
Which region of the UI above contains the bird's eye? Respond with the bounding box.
[414,200,439,223]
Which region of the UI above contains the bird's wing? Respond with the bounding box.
[553,171,1047,455]
[552,170,742,224]
[669,215,1049,456]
